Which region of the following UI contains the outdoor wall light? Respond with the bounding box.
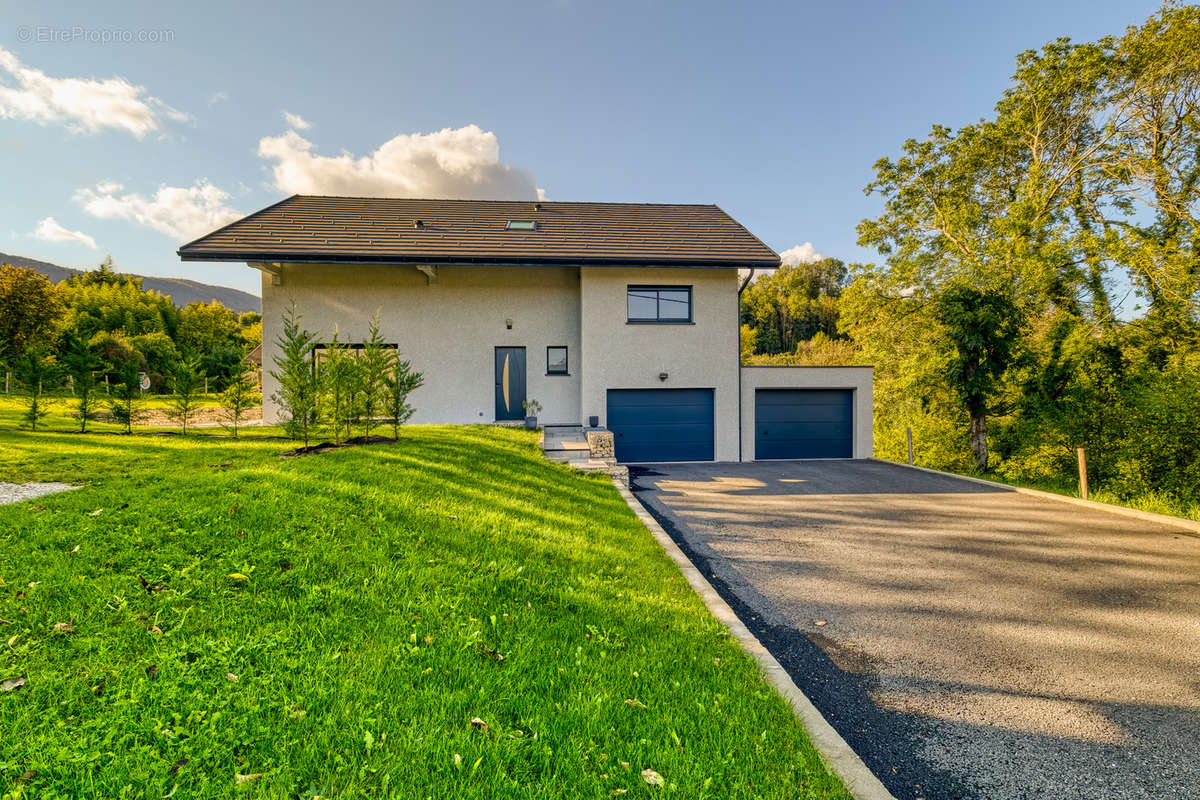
[506,319,513,329]
[658,372,669,381]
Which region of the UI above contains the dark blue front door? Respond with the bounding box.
[494,347,526,421]
[755,389,853,459]
[606,388,714,462]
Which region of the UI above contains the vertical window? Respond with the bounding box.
[627,286,693,323]
[546,346,569,375]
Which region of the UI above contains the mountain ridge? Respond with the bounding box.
[1,251,260,314]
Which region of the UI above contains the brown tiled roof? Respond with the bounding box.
[177,195,780,268]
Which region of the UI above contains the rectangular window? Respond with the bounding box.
[546,346,569,375]
[627,286,692,323]
[311,343,398,374]
[506,220,537,231]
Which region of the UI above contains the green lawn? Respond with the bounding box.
[0,393,250,436]
[0,425,847,799]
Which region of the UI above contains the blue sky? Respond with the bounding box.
[2,0,1162,297]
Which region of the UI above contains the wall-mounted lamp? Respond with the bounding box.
[658,372,669,381]
[505,319,513,330]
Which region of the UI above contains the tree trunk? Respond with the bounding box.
[969,412,988,472]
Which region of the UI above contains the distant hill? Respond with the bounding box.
[1,252,261,314]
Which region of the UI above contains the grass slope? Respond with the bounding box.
[0,426,847,799]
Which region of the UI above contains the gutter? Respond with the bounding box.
[736,267,755,462]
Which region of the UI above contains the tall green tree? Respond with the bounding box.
[60,260,178,340]
[740,259,847,356]
[177,300,240,358]
[0,264,64,357]
[934,286,1022,470]
[269,303,321,447]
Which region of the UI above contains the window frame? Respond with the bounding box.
[505,220,538,231]
[310,342,399,375]
[545,345,569,376]
[626,285,694,324]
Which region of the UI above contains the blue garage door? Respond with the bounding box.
[607,388,714,463]
[755,389,853,459]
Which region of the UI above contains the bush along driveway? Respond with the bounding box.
[0,426,849,799]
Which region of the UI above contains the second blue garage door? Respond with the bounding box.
[607,388,714,462]
[755,389,853,459]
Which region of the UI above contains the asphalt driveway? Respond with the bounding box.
[630,460,1200,800]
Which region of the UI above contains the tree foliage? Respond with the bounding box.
[0,264,64,357]
[842,4,1200,506]
[740,259,847,356]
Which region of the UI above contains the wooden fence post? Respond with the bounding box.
[3,371,8,394]
[906,427,914,466]
[1076,448,1089,501]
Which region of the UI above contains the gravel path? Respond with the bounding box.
[632,460,1200,800]
[0,482,79,505]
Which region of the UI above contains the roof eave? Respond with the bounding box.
[176,250,782,269]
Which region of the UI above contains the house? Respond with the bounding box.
[179,196,872,462]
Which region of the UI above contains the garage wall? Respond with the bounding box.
[260,263,582,426]
[580,266,741,461]
[739,366,874,460]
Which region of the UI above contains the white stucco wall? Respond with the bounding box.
[579,266,742,461]
[260,263,582,425]
[739,366,874,460]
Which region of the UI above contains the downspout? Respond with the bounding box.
[736,268,755,462]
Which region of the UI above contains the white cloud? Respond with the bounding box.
[208,90,229,106]
[282,110,310,130]
[74,180,242,241]
[779,242,825,264]
[32,216,97,249]
[0,46,185,137]
[257,124,539,199]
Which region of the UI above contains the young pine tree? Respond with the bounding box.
[166,357,204,435]
[269,303,321,448]
[357,314,393,438]
[220,362,258,438]
[385,354,424,440]
[13,345,63,432]
[59,333,105,432]
[109,358,145,434]
[319,327,357,444]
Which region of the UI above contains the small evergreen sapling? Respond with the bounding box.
[385,354,424,439]
[220,363,258,438]
[109,358,145,434]
[14,344,63,431]
[357,314,393,438]
[269,302,321,447]
[60,333,104,432]
[319,327,358,444]
[166,358,204,435]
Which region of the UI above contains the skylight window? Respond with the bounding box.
[506,220,537,231]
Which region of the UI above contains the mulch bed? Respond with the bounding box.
[278,434,397,458]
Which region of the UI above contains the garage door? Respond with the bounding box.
[607,388,714,463]
[755,389,853,459]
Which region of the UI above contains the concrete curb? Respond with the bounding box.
[612,479,897,800]
[878,459,1200,535]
